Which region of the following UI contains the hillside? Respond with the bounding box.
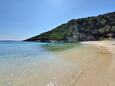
[25,12,115,42]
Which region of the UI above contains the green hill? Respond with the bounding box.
[25,12,115,42]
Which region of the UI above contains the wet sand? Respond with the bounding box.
[0,40,115,86]
[63,40,115,86]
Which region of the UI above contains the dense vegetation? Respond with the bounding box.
[25,12,115,42]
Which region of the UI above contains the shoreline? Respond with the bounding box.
[81,40,115,56]
[0,40,115,86]
[57,40,115,86]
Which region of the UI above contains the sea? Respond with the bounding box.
[0,41,81,86]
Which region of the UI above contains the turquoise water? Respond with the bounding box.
[0,41,49,56]
[0,41,81,86]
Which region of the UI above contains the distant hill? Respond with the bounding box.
[25,12,115,42]
[0,40,18,42]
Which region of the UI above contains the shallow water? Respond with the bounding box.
[0,41,110,86]
[0,41,81,86]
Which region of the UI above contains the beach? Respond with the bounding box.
[57,40,115,86]
[0,41,115,86]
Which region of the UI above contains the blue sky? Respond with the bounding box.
[0,0,115,40]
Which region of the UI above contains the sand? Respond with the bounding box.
[79,40,115,86]
[0,40,115,86]
[55,40,115,86]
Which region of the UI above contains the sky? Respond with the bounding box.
[0,0,115,40]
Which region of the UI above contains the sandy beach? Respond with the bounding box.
[55,40,115,86]
[0,40,115,86]
[81,40,115,56]
[79,40,115,86]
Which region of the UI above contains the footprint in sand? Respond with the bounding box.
[106,82,111,86]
